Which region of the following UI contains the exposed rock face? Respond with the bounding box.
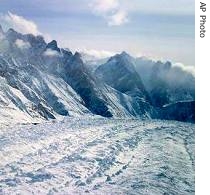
[134,58,195,107]
[61,52,112,117]
[160,101,195,123]
[0,27,195,123]
[0,28,148,121]
[96,52,148,99]
[46,40,60,52]
[95,52,156,117]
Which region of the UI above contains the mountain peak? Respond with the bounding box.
[5,28,22,41]
[61,48,73,57]
[106,51,136,74]
[120,51,130,57]
[69,51,83,66]
[74,51,82,58]
[6,28,17,34]
[46,40,60,52]
[110,51,132,62]
[7,28,19,34]
[164,61,172,69]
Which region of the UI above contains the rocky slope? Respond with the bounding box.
[95,52,156,117]
[0,25,195,124]
[134,57,195,107]
[0,26,154,125]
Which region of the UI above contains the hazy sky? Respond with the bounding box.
[0,0,195,65]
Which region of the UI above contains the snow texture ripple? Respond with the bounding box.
[0,117,194,195]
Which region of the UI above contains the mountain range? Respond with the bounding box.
[0,25,195,126]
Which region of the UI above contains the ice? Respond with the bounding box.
[0,117,194,194]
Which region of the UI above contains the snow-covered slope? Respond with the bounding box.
[0,27,156,123]
[0,26,195,123]
[0,76,43,128]
[95,52,147,98]
[95,52,156,117]
[0,117,195,194]
[0,25,195,195]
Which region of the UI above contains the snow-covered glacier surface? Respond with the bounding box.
[0,117,194,195]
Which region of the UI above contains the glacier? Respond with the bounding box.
[0,25,195,194]
[0,117,194,195]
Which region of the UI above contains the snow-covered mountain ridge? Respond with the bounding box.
[0,26,195,125]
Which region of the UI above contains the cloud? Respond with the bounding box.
[108,10,128,26]
[91,0,119,13]
[89,0,128,26]
[15,39,31,49]
[173,62,195,76]
[43,49,60,57]
[82,49,116,59]
[0,12,41,35]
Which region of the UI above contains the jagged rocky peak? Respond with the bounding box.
[120,51,130,57]
[3,27,46,51]
[117,51,132,60]
[71,51,84,66]
[164,61,172,69]
[61,48,73,57]
[0,27,195,122]
[98,51,136,77]
[151,61,164,74]
[153,60,172,71]
[46,40,60,52]
[74,51,81,58]
[108,51,130,61]
[5,28,22,41]
[151,61,173,80]
[95,50,149,100]
[6,28,17,34]
[26,34,46,45]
